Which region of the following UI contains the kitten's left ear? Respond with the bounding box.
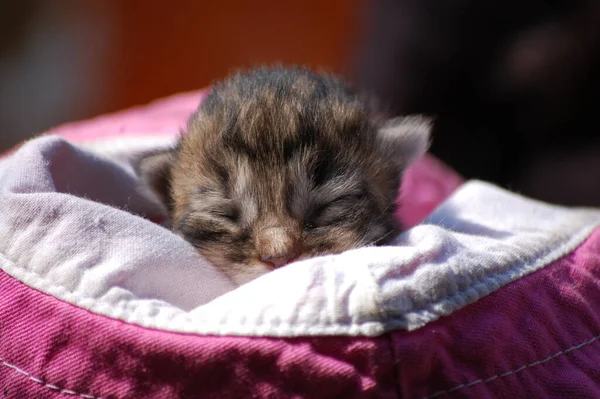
[136,148,177,210]
[377,115,433,168]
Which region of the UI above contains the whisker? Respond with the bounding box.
[361,228,398,247]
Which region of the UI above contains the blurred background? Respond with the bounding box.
[1,0,600,206]
[0,0,364,150]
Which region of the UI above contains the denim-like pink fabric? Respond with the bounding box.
[49,91,204,141]
[392,228,600,398]
[0,267,398,399]
[1,228,599,398]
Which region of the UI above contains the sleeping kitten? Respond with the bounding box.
[138,66,431,284]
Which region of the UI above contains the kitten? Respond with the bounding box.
[138,66,431,284]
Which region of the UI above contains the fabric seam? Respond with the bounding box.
[0,356,103,398]
[383,222,600,331]
[0,223,598,337]
[423,332,600,398]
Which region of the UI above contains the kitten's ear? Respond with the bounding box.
[137,149,176,209]
[377,115,433,168]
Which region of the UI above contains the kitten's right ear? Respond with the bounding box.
[136,149,176,210]
[376,115,433,169]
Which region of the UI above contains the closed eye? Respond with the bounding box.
[306,193,365,228]
[191,186,240,223]
[212,203,240,223]
[175,216,228,244]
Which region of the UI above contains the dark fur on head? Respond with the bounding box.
[139,66,431,284]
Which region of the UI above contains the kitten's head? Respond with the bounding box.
[139,67,431,284]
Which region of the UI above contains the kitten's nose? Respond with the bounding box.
[257,226,300,268]
[260,251,300,268]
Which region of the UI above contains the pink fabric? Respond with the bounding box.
[1,229,600,398]
[396,155,463,227]
[391,228,600,398]
[0,267,397,399]
[49,91,205,141]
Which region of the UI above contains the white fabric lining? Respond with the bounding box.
[0,135,599,337]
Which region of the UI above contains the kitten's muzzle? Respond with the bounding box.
[261,253,300,268]
[256,226,301,268]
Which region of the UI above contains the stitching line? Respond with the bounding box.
[2,223,597,333]
[0,356,103,399]
[394,222,599,326]
[424,332,600,398]
[0,212,599,338]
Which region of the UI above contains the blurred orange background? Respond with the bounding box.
[110,1,364,112]
[0,0,365,151]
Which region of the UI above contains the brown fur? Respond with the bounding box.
[138,66,431,284]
